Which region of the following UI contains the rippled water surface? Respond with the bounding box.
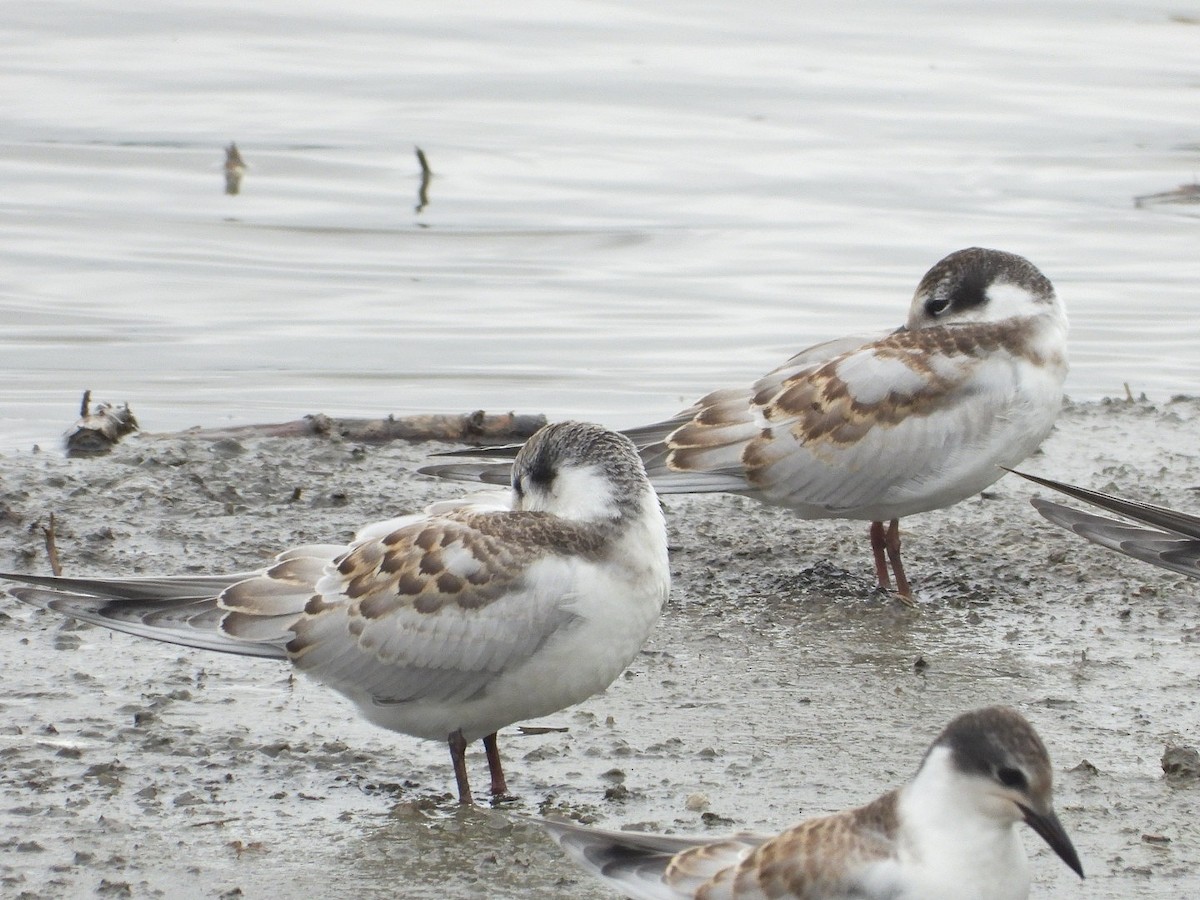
[2,1,1198,452]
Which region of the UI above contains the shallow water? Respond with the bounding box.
[3,1,1200,452]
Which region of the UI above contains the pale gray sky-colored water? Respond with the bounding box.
[1,1,1198,451]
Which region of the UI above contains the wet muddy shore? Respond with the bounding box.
[2,397,1198,898]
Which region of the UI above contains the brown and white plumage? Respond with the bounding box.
[422,248,1069,600]
[2,421,671,804]
[1012,469,1200,579]
[537,706,1083,899]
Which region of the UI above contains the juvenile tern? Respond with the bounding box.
[2,421,670,805]
[423,248,1068,600]
[537,706,1083,899]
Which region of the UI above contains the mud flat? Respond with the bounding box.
[1,397,1198,898]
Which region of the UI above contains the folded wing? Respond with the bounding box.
[536,816,769,900]
[1,495,582,707]
[643,323,1044,514]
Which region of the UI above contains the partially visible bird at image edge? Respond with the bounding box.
[537,705,1082,899]
[1012,468,1200,579]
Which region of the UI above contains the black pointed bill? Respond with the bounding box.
[1020,803,1083,878]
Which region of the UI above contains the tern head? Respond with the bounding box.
[906,247,1060,330]
[924,705,1083,879]
[511,421,653,523]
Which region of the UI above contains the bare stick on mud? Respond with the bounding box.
[41,514,63,576]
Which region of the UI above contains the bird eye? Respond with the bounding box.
[996,767,1027,790]
[925,294,951,316]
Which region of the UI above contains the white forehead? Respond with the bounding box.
[520,462,622,522]
[985,281,1048,320]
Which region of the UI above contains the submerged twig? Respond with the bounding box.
[224,142,247,196]
[414,146,433,213]
[1134,181,1200,208]
[415,146,432,176]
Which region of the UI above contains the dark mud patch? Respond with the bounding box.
[2,398,1199,897]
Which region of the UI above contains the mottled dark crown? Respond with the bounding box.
[513,420,652,502]
[916,247,1055,318]
[930,705,1050,781]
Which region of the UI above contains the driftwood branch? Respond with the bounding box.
[184,411,546,444]
[57,395,545,453]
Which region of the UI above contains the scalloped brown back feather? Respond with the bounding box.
[682,791,899,898]
[281,508,613,660]
[664,317,1051,485]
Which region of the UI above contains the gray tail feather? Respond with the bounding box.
[530,815,768,900]
[5,583,289,660]
[534,816,682,896]
[1009,469,1200,539]
[418,459,748,495]
[419,417,751,495]
[429,443,522,460]
[428,417,687,461]
[620,416,691,448]
[536,815,708,856]
[0,571,253,601]
[416,461,513,486]
[1029,499,1200,580]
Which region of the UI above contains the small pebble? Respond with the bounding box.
[685,792,710,812]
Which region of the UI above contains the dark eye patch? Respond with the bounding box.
[925,268,990,318]
[949,278,988,311]
[996,766,1028,790]
[525,450,556,491]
